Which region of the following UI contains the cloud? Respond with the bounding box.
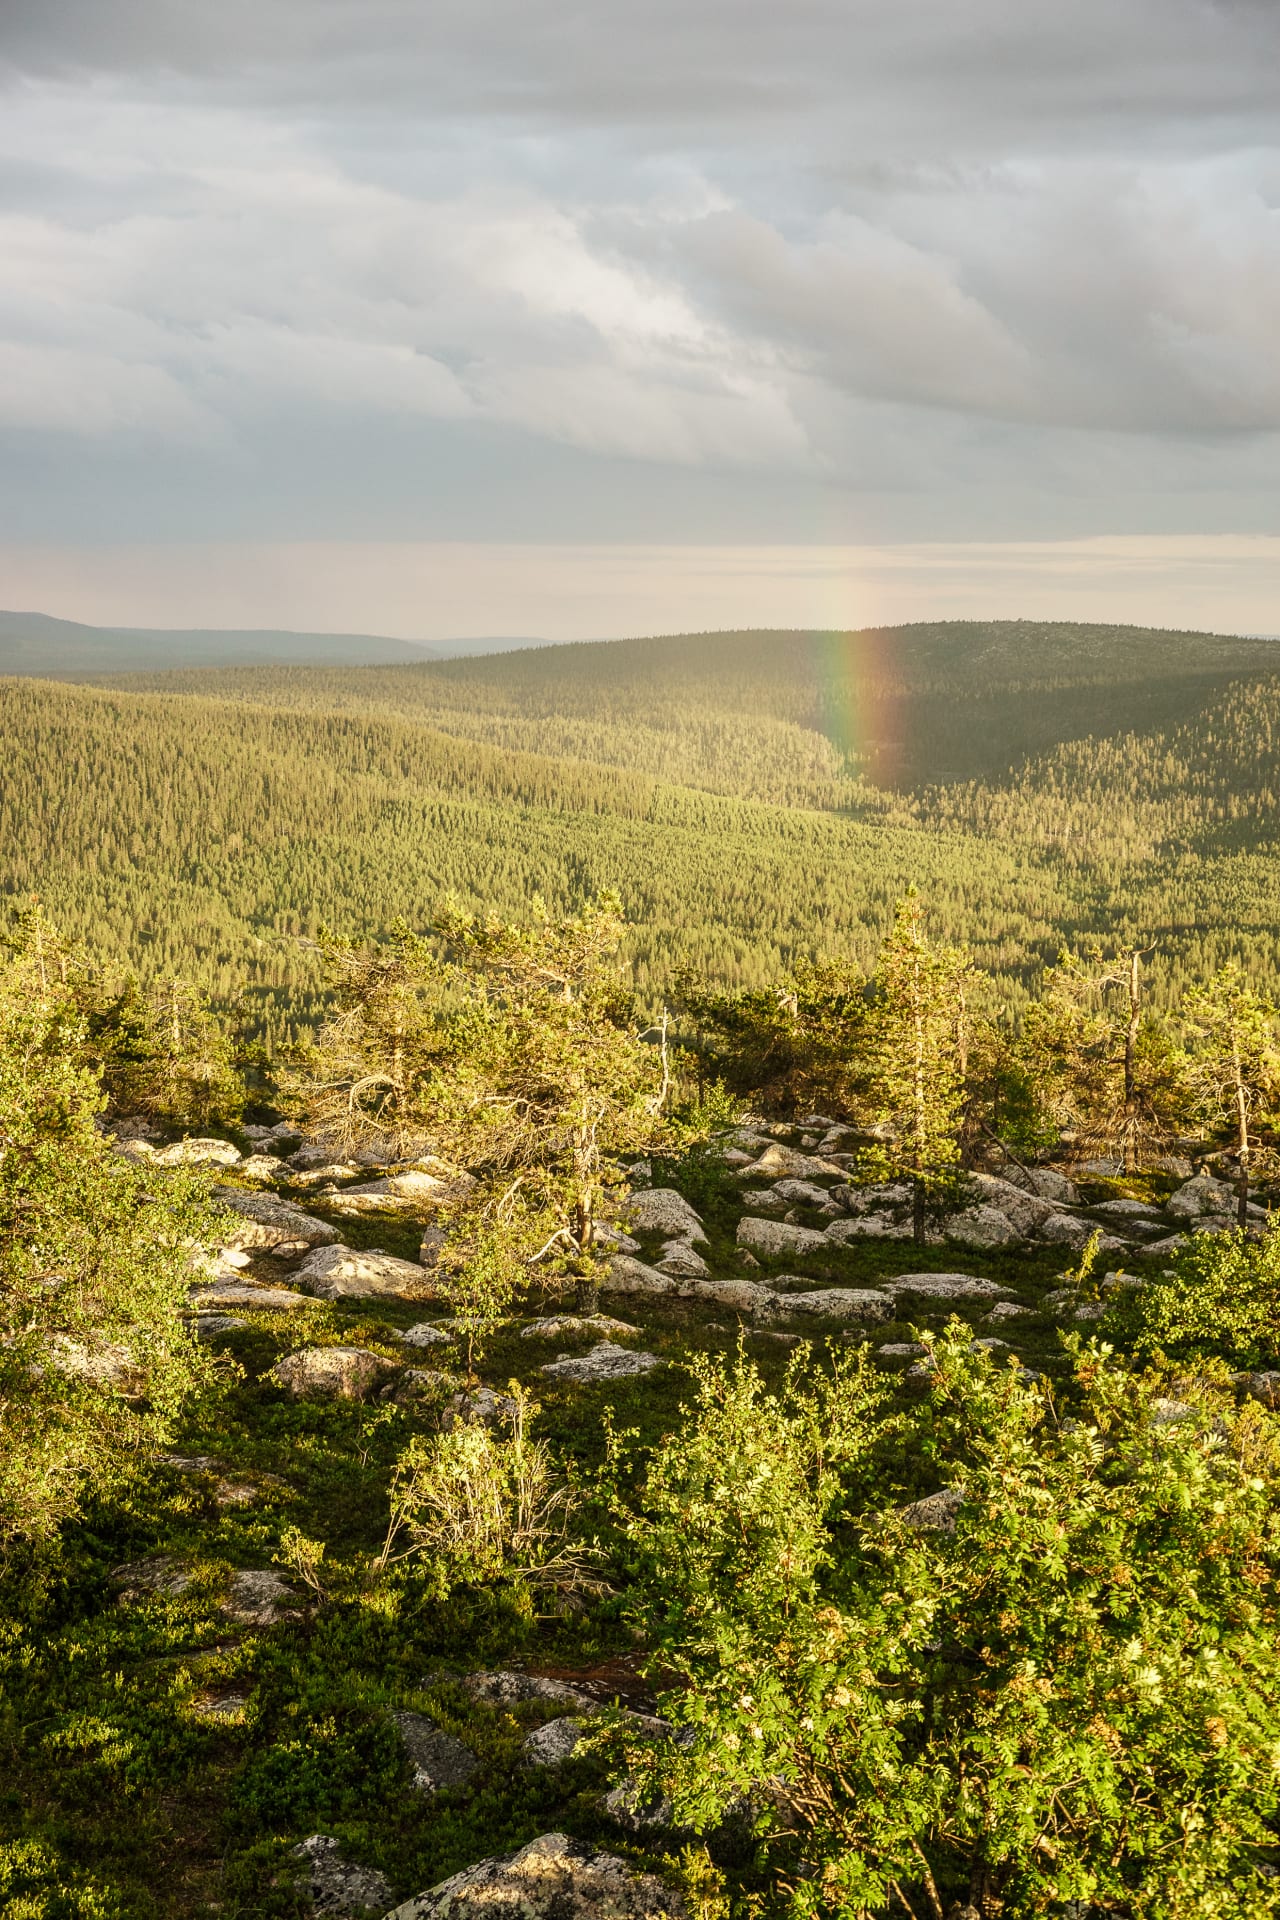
[0,1,1279,570]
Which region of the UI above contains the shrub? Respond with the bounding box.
[1114,1222,1280,1368]
[616,1330,1280,1919]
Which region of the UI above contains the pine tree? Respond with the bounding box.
[1182,963,1280,1225]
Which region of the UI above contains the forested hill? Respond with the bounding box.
[108,619,1280,790]
[4,614,1280,1042]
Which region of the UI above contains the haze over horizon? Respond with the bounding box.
[3,2,1279,637]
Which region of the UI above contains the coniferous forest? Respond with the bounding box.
[4,621,1280,1919]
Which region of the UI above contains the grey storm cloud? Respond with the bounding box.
[1,0,1279,547]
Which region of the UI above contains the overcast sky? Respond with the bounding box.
[2,0,1279,637]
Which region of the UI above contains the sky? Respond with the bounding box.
[1,0,1278,639]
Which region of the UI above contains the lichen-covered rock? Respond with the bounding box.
[521,1315,639,1340]
[272,1346,395,1399]
[968,1172,1056,1235]
[876,1342,926,1358]
[1167,1175,1238,1219]
[214,1188,341,1251]
[942,1204,1020,1250]
[1000,1165,1080,1205]
[402,1321,458,1348]
[760,1287,894,1325]
[46,1333,142,1391]
[1234,1371,1280,1408]
[604,1255,677,1297]
[522,1717,589,1766]
[293,1244,434,1301]
[985,1300,1032,1322]
[328,1165,477,1213]
[625,1188,707,1242]
[739,1144,844,1181]
[1036,1212,1103,1250]
[188,1281,311,1313]
[736,1216,829,1259]
[686,1278,777,1315]
[655,1240,709,1279]
[394,1711,481,1794]
[824,1214,913,1242]
[886,1272,1006,1302]
[445,1386,519,1427]
[382,1367,459,1407]
[464,1671,596,1710]
[385,1832,685,1920]
[294,1834,392,1918]
[111,1555,193,1599]
[541,1342,661,1383]
[152,1137,242,1168]
[771,1177,840,1213]
[223,1568,296,1625]
[897,1486,965,1532]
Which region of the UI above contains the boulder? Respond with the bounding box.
[942,1204,1020,1250]
[293,1244,434,1301]
[46,1333,141,1392]
[294,1835,392,1919]
[1093,1198,1164,1218]
[445,1387,519,1428]
[604,1255,677,1297]
[876,1342,926,1358]
[394,1711,481,1794]
[968,1172,1056,1235]
[685,1278,777,1315]
[239,1154,287,1182]
[382,1368,459,1408]
[1140,1233,1187,1257]
[523,1717,589,1766]
[542,1342,662,1383]
[656,1240,709,1279]
[195,1311,249,1338]
[521,1314,639,1340]
[886,1272,1006,1302]
[771,1177,840,1213]
[626,1188,707,1242]
[1000,1165,1080,1205]
[736,1216,829,1260]
[739,1186,787,1211]
[328,1166,477,1213]
[152,1137,242,1168]
[464,1671,596,1710]
[215,1188,341,1251]
[402,1322,458,1348]
[384,1832,685,1920]
[111,1555,193,1599]
[223,1568,297,1626]
[1167,1175,1241,1220]
[592,1224,641,1253]
[290,1142,344,1169]
[1037,1212,1104,1250]
[824,1214,913,1242]
[272,1347,394,1400]
[985,1300,1032,1322]
[188,1281,310,1313]
[1234,1371,1280,1409]
[286,1163,363,1189]
[762,1287,894,1325]
[739,1145,844,1181]
[897,1486,965,1532]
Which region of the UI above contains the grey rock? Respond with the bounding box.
[1038,1212,1107,1251]
[984,1301,1032,1322]
[604,1780,678,1836]
[187,1280,311,1313]
[943,1204,1020,1250]
[824,1213,913,1242]
[656,1239,709,1278]
[1000,1165,1080,1204]
[897,1485,965,1532]
[739,1186,787,1211]
[272,1346,395,1399]
[1093,1198,1163,1218]
[385,1832,685,1920]
[445,1387,519,1427]
[523,1717,589,1766]
[215,1188,341,1251]
[886,1272,1006,1302]
[877,1342,927,1357]
[295,1835,393,1918]
[1141,1233,1188,1256]
[223,1568,296,1626]
[330,1165,477,1213]
[521,1314,639,1340]
[771,1177,840,1213]
[195,1311,249,1337]
[739,1144,846,1181]
[382,1367,459,1407]
[1167,1175,1238,1219]
[293,1244,434,1301]
[605,1255,677,1297]
[968,1172,1056,1234]
[736,1216,829,1259]
[625,1188,707,1242]
[685,1277,777,1315]
[45,1333,140,1390]
[975,1336,1010,1350]
[402,1322,458,1348]
[192,1689,251,1720]
[761,1287,894,1325]
[541,1342,662,1383]
[1234,1371,1280,1408]
[394,1711,481,1794]
[152,1136,242,1168]
[592,1224,641,1253]
[239,1154,287,1182]
[464,1671,596,1710]
[111,1555,193,1598]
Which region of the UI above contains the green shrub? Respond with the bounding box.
[616,1330,1280,1919]
[1114,1222,1280,1368]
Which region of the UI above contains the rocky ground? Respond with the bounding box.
[19,1116,1273,1918]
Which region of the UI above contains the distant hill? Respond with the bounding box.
[104,619,1280,790]
[0,611,551,676]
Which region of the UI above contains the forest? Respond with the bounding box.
[4,620,1280,1919]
